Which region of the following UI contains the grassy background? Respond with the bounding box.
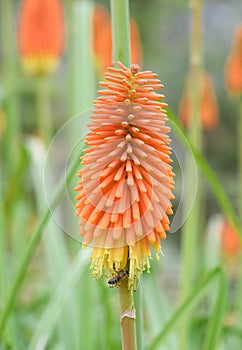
[0,0,242,349]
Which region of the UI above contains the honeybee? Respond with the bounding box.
[108,266,129,286]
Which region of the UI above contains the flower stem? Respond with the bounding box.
[119,278,137,350]
[0,1,19,345]
[233,96,242,349]
[0,0,20,174]
[36,76,53,146]
[110,1,137,349]
[70,0,95,115]
[110,0,130,66]
[179,0,203,349]
[239,96,242,223]
[189,0,203,147]
[69,3,96,348]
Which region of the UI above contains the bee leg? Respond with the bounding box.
[113,262,118,273]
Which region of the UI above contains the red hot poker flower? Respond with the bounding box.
[179,71,219,130]
[221,220,241,258]
[130,18,143,67]
[92,5,112,76]
[18,0,65,75]
[225,24,242,93]
[75,62,174,289]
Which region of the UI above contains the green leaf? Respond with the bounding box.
[28,249,90,349]
[0,138,85,339]
[145,267,228,350]
[202,270,228,350]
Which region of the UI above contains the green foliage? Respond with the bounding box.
[0,0,242,349]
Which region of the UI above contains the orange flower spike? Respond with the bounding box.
[75,62,174,290]
[130,18,143,66]
[93,5,112,75]
[18,0,65,75]
[179,71,219,130]
[221,220,241,258]
[225,24,242,93]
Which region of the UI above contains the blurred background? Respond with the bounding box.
[0,0,242,349]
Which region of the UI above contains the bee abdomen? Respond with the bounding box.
[108,268,129,285]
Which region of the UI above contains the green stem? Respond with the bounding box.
[119,278,137,350]
[0,181,6,300]
[0,138,85,339]
[110,0,130,66]
[179,1,203,349]
[188,0,203,147]
[69,2,96,349]
[238,97,242,223]
[36,77,53,146]
[71,0,95,115]
[202,271,228,350]
[0,0,19,174]
[0,179,9,345]
[0,1,20,346]
[110,1,136,349]
[233,96,242,349]
[134,287,144,350]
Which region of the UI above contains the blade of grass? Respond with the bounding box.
[179,0,203,348]
[224,325,242,339]
[98,282,119,350]
[0,137,85,339]
[143,275,177,350]
[202,269,228,350]
[1,126,31,347]
[145,267,228,350]
[134,286,144,350]
[69,2,96,349]
[239,96,242,229]
[167,109,242,239]
[11,198,33,269]
[189,316,242,340]
[0,179,6,302]
[0,0,22,343]
[0,178,12,347]
[0,0,20,175]
[235,97,242,350]
[70,0,95,118]
[28,249,90,350]
[36,77,53,145]
[26,137,81,349]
